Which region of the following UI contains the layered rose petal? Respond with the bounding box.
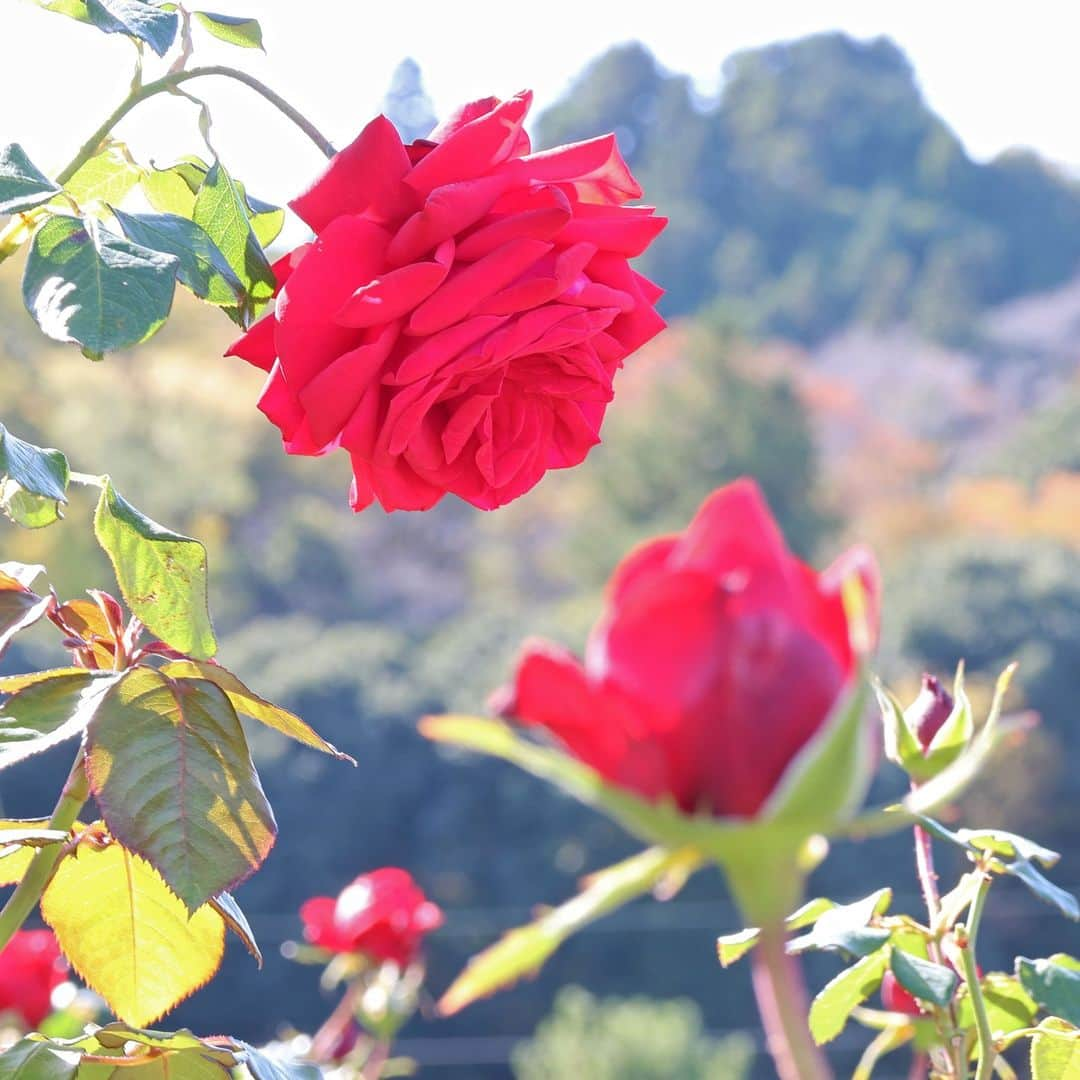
[227,91,665,513]
[499,480,879,819]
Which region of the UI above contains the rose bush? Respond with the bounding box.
[300,868,443,966]
[0,930,66,1028]
[228,91,666,512]
[492,479,879,817]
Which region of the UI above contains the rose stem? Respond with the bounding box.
[752,921,833,1080]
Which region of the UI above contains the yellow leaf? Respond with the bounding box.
[41,836,225,1026]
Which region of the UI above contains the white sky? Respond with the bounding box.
[3,0,1074,213]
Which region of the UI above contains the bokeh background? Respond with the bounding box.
[3,2,1080,1076]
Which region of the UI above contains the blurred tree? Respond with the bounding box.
[512,987,754,1080]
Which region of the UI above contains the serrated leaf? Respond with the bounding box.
[242,192,284,248]
[113,209,243,306]
[1019,958,1080,1027]
[808,948,889,1045]
[0,670,118,769]
[93,1023,237,1064]
[35,0,92,21]
[956,973,1037,1036]
[83,0,178,56]
[890,948,958,1007]
[85,667,276,911]
[93,477,216,659]
[0,818,71,885]
[0,666,87,694]
[1031,1018,1080,1080]
[65,142,143,207]
[22,216,178,358]
[141,158,208,217]
[192,11,262,48]
[716,897,836,967]
[234,1043,322,1080]
[192,162,274,316]
[161,659,352,761]
[0,144,61,215]
[0,1039,77,1080]
[209,891,262,967]
[787,889,892,958]
[40,836,225,1027]
[0,573,51,658]
[440,846,696,1015]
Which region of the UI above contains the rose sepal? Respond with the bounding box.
[421,671,871,925]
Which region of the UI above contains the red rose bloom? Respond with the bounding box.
[0,929,66,1028]
[300,868,443,966]
[493,479,879,818]
[228,91,666,512]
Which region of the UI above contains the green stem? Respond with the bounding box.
[56,64,336,187]
[752,922,833,1080]
[962,875,995,1080]
[0,750,88,954]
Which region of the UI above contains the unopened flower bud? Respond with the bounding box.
[904,674,954,753]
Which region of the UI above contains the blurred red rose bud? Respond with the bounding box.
[0,929,67,1028]
[881,970,921,1015]
[300,868,443,967]
[495,479,880,818]
[905,674,955,752]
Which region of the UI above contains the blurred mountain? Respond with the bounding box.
[538,33,1080,344]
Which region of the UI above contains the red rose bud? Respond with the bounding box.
[227,92,666,513]
[905,674,955,752]
[881,970,922,1015]
[495,479,880,818]
[0,930,67,1028]
[300,868,443,967]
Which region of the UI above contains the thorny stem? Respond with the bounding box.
[0,750,89,953]
[752,922,833,1080]
[961,875,996,1080]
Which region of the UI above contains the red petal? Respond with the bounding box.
[225,313,277,372]
[518,134,642,204]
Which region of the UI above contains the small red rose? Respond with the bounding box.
[905,674,954,752]
[300,868,443,967]
[881,970,922,1015]
[228,91,666,513]
[493,479,879,818]
[0,929,67,1028]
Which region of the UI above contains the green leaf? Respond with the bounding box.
[0,1039,77,1080]
[93,477,217,659]
[192,161,274,317]
[112,209,244,306]
[192,11,263,49]
[1019,958,1080,1027]
[241,191,284,248]
[439,846,697,1015]
[0,670,119,769]
[0,144,61,215]
[65,142,143,207]
[1031,1018,1080,1080]
[93,1024,236,1064]
[890,948,958,1007]
[0,422,70,528]
[41,836,226,1027]
[0,571,51,658]
[235,1044,322,1080]
[209,891,262,967]
[141,157,209,217]
[956,973,1037,1036]
[716,897,835,967]
[1002,860,1080,921]
[35,0,93,20]
[0,819,73,885]
[0,426,68,499]
[808,947,890,1044]
[161,659,353,761]
[83,0,178,56]
[787,889,892,958]
[84,667,276,911]
[22,216,178,359]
